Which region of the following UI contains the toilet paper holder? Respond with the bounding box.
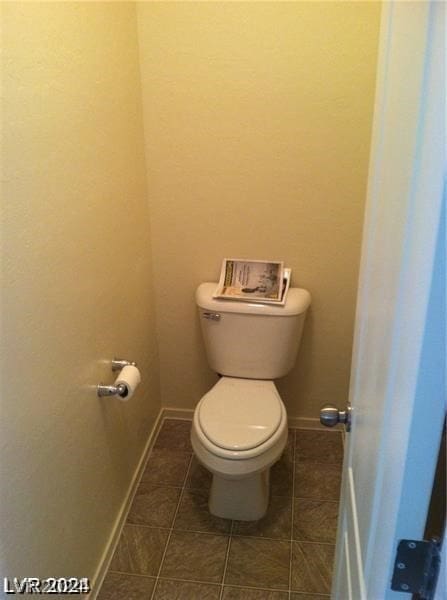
[97,358,137,398]
[111,358,137,372]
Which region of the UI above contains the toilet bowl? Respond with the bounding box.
[193,281,310,521]
[191,377,288,520]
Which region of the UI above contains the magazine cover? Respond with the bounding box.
[213,259,285,303]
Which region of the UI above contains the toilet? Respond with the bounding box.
[191,282,311,521]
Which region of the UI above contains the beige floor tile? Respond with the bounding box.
[160,530,229,583]
[294,463,341,501]
[127,484,181,528]
[293,499,339,544]
[225,537,290,590]
[284,429,296,460]
[291,541,334,594]
[295,430,343,464]
[174,488,232,534]
[154,419,193,453]
[185,456,213,491]
[109,525,168,576]
[153,579,220,599]
[141,449,191,487]
[97,572,155,599]
[232,496,292,540]
[270,453,293,497]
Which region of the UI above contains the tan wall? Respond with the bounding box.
[1,2,160,582]
[137,1,381,418]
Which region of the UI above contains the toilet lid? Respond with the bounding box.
[198,378,282,451]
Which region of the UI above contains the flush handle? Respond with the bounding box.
[320,403,352,432]
[203,312,221,321]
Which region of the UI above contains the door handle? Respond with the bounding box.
[320,403,352,432]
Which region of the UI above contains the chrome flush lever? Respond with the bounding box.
[203,312,221,321]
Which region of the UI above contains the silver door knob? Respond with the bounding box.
[320,403,352,432]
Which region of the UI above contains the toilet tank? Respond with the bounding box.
[196,282,311,379]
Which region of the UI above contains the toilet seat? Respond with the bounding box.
[193,377,287,461]
[199,377,282,451]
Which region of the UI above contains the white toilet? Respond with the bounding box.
[191,282,311,521]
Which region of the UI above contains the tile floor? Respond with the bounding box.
[98,419,343,600]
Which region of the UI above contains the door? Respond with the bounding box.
[332,2,445,598]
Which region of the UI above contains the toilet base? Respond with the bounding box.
[209,469,270,521]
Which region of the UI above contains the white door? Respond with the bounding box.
[332,1,445,599]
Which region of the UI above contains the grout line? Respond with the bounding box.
[158,576,291,594]
[292,497,340,504]
[286,538,337,547]
[107,570,326,596]
[220,582,298,594]
[294,459,343,466]
[136,483,186,490]
[107,570,156,580]
[149,453,194,600]
[120,523,171,532]
[288,428,296,599]
[155,575,293,594]
[218,520,233,600]
[156,576,220,587]
[122,523,229,537]
[155,576,220,589]
[115,524,336,546]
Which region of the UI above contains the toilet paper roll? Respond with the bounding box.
[114,365,141,401]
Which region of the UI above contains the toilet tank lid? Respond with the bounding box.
[196,282,311,317]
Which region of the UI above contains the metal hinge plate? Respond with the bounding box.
[391,539,441,599]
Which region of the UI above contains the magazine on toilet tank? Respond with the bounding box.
[213,259,291,305]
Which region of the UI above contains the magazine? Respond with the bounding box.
[213,259,291,305]
[280,268,292,305]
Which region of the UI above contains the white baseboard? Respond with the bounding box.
[288,415,344,431]
[88,407,165,599]
[161,407,342,431]
[161,407,194,421]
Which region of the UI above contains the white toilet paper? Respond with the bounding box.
[114,365,141,401]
